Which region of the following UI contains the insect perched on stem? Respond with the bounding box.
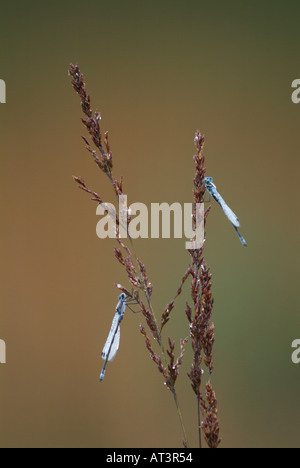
[204,177,247,247]
[100,292,139,382]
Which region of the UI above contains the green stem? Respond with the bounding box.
[197,396,202,448]
[173,389,189,447]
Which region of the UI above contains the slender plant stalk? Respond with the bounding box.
[197,396,202,449]
[172,390,189,447]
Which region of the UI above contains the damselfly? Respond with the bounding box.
[100,292,138,382]
[204,177,247,247]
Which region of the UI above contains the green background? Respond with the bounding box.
[0,0,299,448]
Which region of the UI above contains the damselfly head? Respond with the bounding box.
[204,177,213,184]
[118,292,127,301]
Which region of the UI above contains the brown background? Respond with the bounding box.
[0,0,299,448]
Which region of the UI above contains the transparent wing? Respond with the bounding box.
[101,314,121,362]
[215,193,240,228]
[107,326,120,362]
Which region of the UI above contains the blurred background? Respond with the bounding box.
[0,0,299,448]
